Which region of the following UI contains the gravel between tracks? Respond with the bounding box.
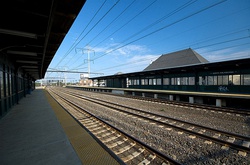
[65,89,250,164]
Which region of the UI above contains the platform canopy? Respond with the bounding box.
[0,0,86,80]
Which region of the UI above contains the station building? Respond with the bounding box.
[87,48,250,109]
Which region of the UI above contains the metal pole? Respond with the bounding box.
[88,48,90,78]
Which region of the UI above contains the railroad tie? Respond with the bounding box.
[205,133,220,146]
[242,141,250,148]
[138,154,156,165]
[213,133,221,138]
[94,129,107,135]
[176,123,184,127]
[114,142,136,155]
[221,137,235,150]
[165,127,172,131]
[102,134,121,143]
[121,148,145,162]
[238,141,250,156]
[198,129,206,134]
[187,126,194,130]
[98,132,112,138]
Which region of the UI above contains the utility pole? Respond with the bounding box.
[76,45,95,78]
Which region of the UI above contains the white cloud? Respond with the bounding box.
[197,47,250,62]
[87,43,149,57]
[127,54,159,65]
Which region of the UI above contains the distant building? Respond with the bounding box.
[144,48,208,71]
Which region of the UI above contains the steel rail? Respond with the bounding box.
[61,89,250,153]
[48,88,182,165]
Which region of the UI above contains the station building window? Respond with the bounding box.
[130,79,134,85]
[171,78,175,85]
[207,76,214,85]
[156,78,161,85]
[223,75,229,85]
[206,76,217,85]
[163,78,170,85]
[198,74,243,86]
[189,77,195,85]
[149,79,152,85]
[169,77,195,85]
[136,79,139,85]
[129,79,132,85]
[199,76,207,85]
[243,74,250,85]
[132,79,136,85]
[141,79,145,85]
[153,79,157,85]
[213,76,218,85]
[218,75,228,85]
[232,75,240,85]
[182,77,188,85]
[176,78,180,85]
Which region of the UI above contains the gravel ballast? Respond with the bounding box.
[63,88,250,164]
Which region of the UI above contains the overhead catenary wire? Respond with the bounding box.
[120,0,198,45]
[144,7,250,54]
[54,0,118,69]
[73,8,249,75]
[70,0,159,71]
[69,0,231,73]
[47,0,250,80]
[92,0,228,61]
[199,42,250,54]
[86,0,137,46]
[72,0,121,48]
[92,0,159,49]
[57,0,220,70]
[91,21,250,73]
[194,36,250,50]
[59,0,108,67]
[91,41,250,74]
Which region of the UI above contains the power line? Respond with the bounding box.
[197,42,250,54]
[92,0,158,49]
[68,0,121,53]
[120,0,197,45]
[91,42,250,75]
[92,0,227,61]
[86,0,137,46]
[54,0,108,68]
[194,36,250,49]
[143,7,250,54]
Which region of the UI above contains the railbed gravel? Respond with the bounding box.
[64,88,250,164]
[87,91,250,136]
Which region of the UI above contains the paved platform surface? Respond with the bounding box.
[0,89,121,165]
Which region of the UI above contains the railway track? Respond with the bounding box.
[76,88,250,116]
[52,87,250,157]
[132,96,250,116]
[47,87,180,165]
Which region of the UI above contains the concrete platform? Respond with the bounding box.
[0,89,121,165]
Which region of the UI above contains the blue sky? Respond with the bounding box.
[46,0,250,81]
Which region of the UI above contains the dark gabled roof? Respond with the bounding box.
[144,48,209,71]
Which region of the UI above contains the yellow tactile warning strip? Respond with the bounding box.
[44,90,122,165]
